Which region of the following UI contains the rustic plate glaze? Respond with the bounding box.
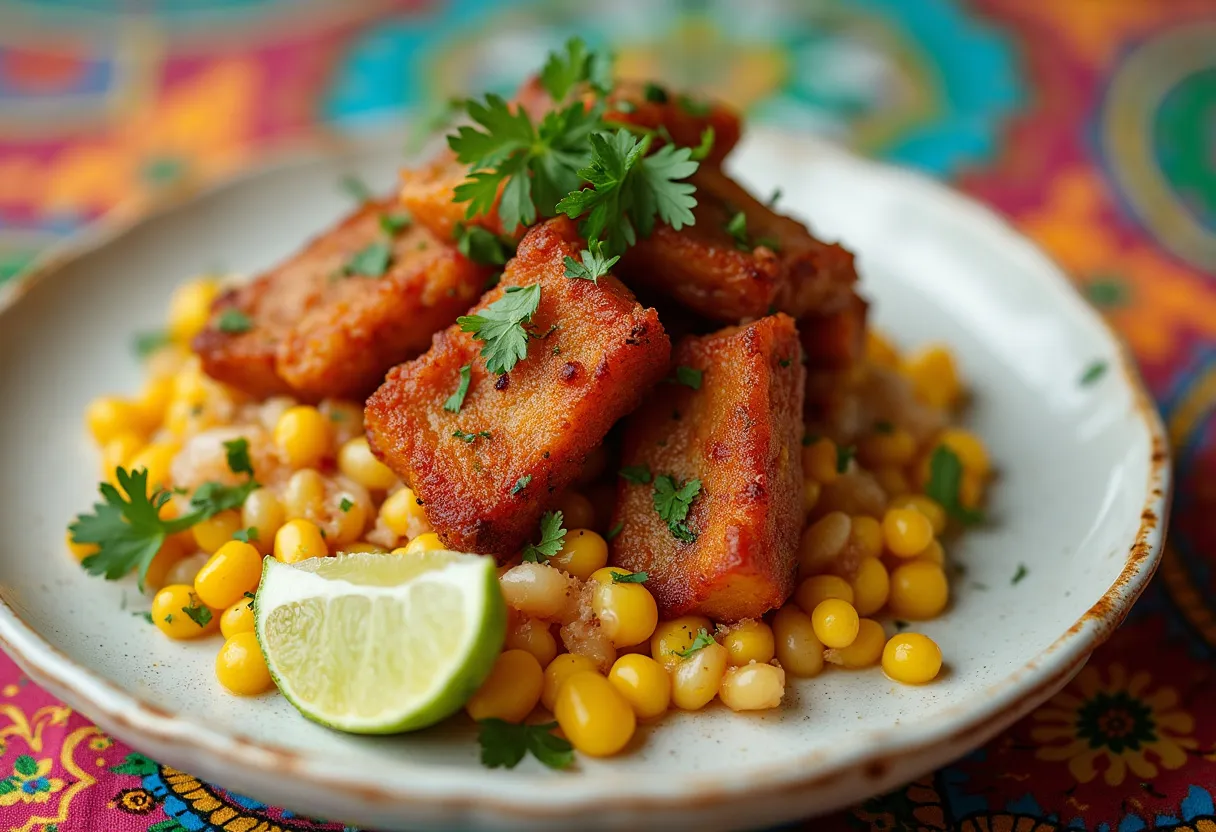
[0,130,1169,831]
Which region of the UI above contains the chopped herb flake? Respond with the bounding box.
[339,497,354,513]
[216,309,253,334]
[511,475,532,495]
[457,284,542,374]
[443,364,473,413]
[478,719,573,770]
[925,445,984,525]
[619,465,652,484]
[1012,564,1029,585]
[233,527,259,543]
[653,475,701,542]
[673,366,702,390]
[521,511,566,562]
[342,241,393,278]
[1080,360,1108,386]
[605,520,623,541]
[675,627,715,657]
[611,570,648,584]
[452,429,492,443]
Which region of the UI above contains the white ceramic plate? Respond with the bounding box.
[0,130,1169,832]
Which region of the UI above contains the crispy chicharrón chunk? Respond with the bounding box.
[610,314,805,621]
[365,217,671,556]
[193,199,489,402]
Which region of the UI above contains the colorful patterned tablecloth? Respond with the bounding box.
[1,1,1215,829]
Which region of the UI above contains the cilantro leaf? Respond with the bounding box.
[457,284,542,374]
[563,240,619,283]
[71,468,197,591]
[512,475,532,495]
[233,527,258,543]
[606,520,623,541]
[619,465,652,484]
[339,497,354,513]
[181,593,213,628]
[1012,563,1028,585]
[443,364,473,413]
[133,330,171,359]
[223,437,253,477]
[689,127,715,161]
[216,309,253,334]
[379,212,412,236]
[522,511,567,562]
[673,366,702,390]
[643,82,669,103]
[836,444,856,473]
[677,94,711,116]
[767,188,782,207]
[725,211,749,250]
[1080,360,1107,386]
[455,223,514,267]
[452,429,492,444]
[675,627,715,657]
[189,480,260,517]
[343,241,393,278]
[477,719,574,770]
[136,611,154,624]
[925,445,984,525]
[652,475,701,542]
[611,570,647,584]
[340,174,371,202]
[540,37,611,100]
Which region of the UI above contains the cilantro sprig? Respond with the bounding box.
[457,285,542,374]
[563,240,619,283]
[522,510,567,562]
[478,719,574,770]
[925,445,984,525]
[675,627,715,657]
[443,364,472,413]
[653,475,701,542]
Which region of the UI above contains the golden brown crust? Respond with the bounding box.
[398,152,516,242]
[610,314,805,621]
[364,217,671,556]
[193,200,488,402]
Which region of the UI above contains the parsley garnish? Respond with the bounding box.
[512,475,532,495]
[342,241,393,278]
[1012,564,1029,585]
[340,174,371,202]
[675,627,715,657]
[611,570,647,584]
[619,464,652,484]
[339,497,354,513]
[802,433,819,447]
[540,37,612,100]
[477,719,574,770]
[136,611,154,624]
[233,527,258,543]
[689,127,715,161]
[522,511,567,562]
[653,475,701,542]
[181,593,212,628]
[379,212,412,236]
[133,330,171,359]
[216,309,253,334]
[725,211,749,250]
[563,239,620,284]
[457,284,542,374]
[606,520,623,541]
[1080,360,1108,386]
[778,358,792,368]
[452,429,492,444]
[188,479,260,517]
[673,366,702,390]
[555,130,699,255]
[1085,278,1128,308]
[836,444,856,473]
[767,188,782,207]
[223,437,253,477]
[677,94,711,116]
[643,82,669,103]
[455,223,513,267]
[443,364,473,413]
[925,445,984,525]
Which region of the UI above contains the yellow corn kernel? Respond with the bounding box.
[337,437,397,491]
[343,542,386,554]
[146,343,191,378]
[215,632,274,696]
[650,615,713,669]
[795,575,854,615]
[719,619,776,666]
[882,508,935,558]
[65,530,99,562]
[592,577,659,648]
[282,468,325,521]
[918,539,946,567]
[555,491,596,531]
[163,552,209,588]
[771,605,824,678]
[192,509,242,554]
[802,437,839,484]
[825,618,885,668]
[193,540,263,610]
[126,441,179,492]
[404,532,444,555]
[889,494,947,535]
[167,277,220,342]
[555,671,636,757]
[329,492,368,546]
[608,653,671,720]
[498,562,571,620]
[274,406,332,470]
[873,465,910,497]
[220,596,255,639]
[541,653,599,711]
[888,560,949,619]
[274,518,327,563]
[143,534,190,592]
[671,640,729,711]
[151,585,219,640]
[85,396,145,445]
[379,487,431,539]
[858,426,916,467]
[101,432,145,477]
[851,557,890,616]
[802,479,821,514]
[241,488,284,554]
[798,511,852,576]
[903,345,961,410]
[811,599,860,649]
[883,633,943,684]
[134,375,174,431]
[504,618,558,668]
[850,515,883,560]
[865,329,900,368]
[718,663,786,711]
[465,649,543,723]
[548,529,608,581]
[938,428,990,477]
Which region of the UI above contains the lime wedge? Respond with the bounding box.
[255,551,506,734]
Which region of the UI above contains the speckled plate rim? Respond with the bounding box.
[0,130,1171,828]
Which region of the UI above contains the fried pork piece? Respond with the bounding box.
[194,200,488,402]
[610,314,805,621]
[398,152,514,242]
[365,217,671,556]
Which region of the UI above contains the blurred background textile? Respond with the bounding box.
[1,0,1215,829]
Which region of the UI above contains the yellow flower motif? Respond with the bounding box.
[0,755,65,806]
[1031,663,1197,785]
[88,736,113,751]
